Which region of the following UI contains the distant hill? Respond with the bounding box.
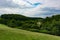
[0,14,43,21]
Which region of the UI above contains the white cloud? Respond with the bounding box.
[0,0,60,18]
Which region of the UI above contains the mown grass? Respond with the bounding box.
[0,24,60,40]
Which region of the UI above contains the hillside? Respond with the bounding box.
[0,14,60,36]
[0,14,42,20]
[0,24,60,40]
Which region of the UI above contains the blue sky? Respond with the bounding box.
[0,0,60,18]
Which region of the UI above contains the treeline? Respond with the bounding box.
[0,14,60,36]
[40,15,60,36]
[0,14,42,30]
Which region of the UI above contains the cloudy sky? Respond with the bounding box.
[0,0,60,18]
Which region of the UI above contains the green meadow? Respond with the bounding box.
[0,24,60,40]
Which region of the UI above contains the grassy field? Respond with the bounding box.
[0,24,60,40]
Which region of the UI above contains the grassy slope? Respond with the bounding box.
[0,24,60,40]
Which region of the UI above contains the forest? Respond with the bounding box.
[0,14,60,36]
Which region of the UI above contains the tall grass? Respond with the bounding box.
[0,24,60,40]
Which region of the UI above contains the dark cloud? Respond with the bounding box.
[33,7,60,17]
[0,0,20,8]
[0,0,37,8]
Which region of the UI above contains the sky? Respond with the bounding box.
[0,0,60,18]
